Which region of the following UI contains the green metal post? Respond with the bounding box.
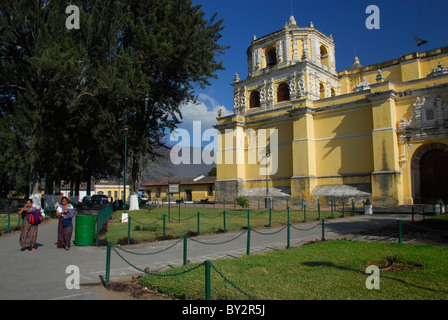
[352,199,355,216]
[96,217,99,246]
[304,205,307,222]
[163,214,166,239]
[412,207,415,224]
[331,201,334,219]
[423,206,426,220]
[398,220,402,244]
[342,202,345,217]
[205,260,211,300]
[106,242,111,287]
[223,211,226,233]
[7,210,11,234]
[127,217,131,244]
[183,235,187,265]
[269,207,272,227]
[322,219,325,241]
[318,200,321,220]
[197,212,200,235]
[246,227,251,255]
[287,206,290,248]
[123,126,129,215]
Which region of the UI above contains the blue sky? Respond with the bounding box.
[170,0,448,148]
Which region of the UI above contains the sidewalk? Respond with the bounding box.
[0,212,412,300]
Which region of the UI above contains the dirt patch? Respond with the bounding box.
[154,234,178,241]
[365,258,422,272]
[117,237,139,245]
[105,275,174,300]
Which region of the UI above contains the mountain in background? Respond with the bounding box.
[143,147,216,182]
[170,147,215,178]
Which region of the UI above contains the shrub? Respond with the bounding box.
[235,196,250,209]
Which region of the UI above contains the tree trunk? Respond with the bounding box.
[29,163,42,209]
[129,151,141,211]
[86,174,92,196]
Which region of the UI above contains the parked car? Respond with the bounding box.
[91,194,109,204]
[138,194,148,205]
[82,195,92,205]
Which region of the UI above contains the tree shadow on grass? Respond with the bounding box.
[301,261,448,295]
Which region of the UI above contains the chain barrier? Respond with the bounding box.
[109,243,256,300]
[105,210,447,300]
[129,216,162,226]
[189,230,248,245]
[113,238,183,256]
[210,262,257,300]
[111,245,205,277]
[199,212,224,219]
[290,221,322,232]
[252,225,287,235]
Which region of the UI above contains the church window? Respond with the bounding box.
[277,83,290,102]
[319,82,325,99]
[266,48,277,66]
[249,91,261,108]
[424,108,435,121]
[320,45,330,68]
[330,87,336,97]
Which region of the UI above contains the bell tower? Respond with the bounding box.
[233,16,339,114]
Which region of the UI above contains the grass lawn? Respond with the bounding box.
[136,240,448,300]
[0,211,21,233]
[101,206,344,244]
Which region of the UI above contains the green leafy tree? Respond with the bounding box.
[0,0,227,209]
[0,1,125,201]
[116,0,228,210]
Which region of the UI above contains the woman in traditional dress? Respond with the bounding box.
[17,199,39,252]
[56,197,75,251]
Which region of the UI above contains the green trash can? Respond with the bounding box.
[75,215,95,246]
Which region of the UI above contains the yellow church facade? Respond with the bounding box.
[215,16,448,207]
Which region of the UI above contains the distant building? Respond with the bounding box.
[215,15,448,206]
[143,176,216,202]
[93,181,131,201]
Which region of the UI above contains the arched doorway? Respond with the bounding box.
[412,144,448,204]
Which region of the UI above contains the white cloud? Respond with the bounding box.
[169,94,231,148]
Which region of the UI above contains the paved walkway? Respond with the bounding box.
[0,212,413,300]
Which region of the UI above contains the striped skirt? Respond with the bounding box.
[19,219,38,249]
